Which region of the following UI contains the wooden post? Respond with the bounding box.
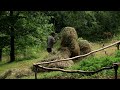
[113,64,118,79]
[102,44,107,55]
[117,43,120,50]
[34,65,38,79]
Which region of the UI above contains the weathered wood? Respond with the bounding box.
[117,43,120,50]
[34,65,38,79]
[37,65,113,75]
[113,63,120,66]
[113,64,118,79]
[34,41,120,65]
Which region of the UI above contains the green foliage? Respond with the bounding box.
[114,50,120,57]
[48,53,120,79]
[0,11,54,61]
[1,11,120,62]
[14,11,54,48]
[45,11,120,42]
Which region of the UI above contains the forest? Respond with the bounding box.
[1,11,120,79]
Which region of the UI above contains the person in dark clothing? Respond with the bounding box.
[47,32,56,53]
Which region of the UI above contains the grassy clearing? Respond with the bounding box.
[0,38,120,79]
[21,50,120,79]
[0,50,49,74]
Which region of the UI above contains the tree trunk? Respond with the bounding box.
[0,48,2,61]
[10,11,15,62]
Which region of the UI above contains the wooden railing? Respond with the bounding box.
[33,41,120,79]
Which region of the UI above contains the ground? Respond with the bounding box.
[0,39,120,79]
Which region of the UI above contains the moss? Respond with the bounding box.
[78,38,92,55]
[61,27,80,57]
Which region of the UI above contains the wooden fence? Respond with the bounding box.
[33,41,120,79]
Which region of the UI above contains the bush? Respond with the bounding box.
[115,50,120,58]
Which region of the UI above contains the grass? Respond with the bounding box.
[0,50,49,74]
[21,52,120,79]
[0,38,120,79]
[40,55,120,79]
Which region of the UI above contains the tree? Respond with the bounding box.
[0,11,54,62]
[9,11,15,62]
[45,11,120,42]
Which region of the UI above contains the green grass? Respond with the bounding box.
[1,38,120,79]
[0,50,48,75]
[41,54,120,79]
[21,71,62,79]
[21,52,120,79]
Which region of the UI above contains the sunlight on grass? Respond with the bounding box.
[0,51,49,74]
[21,71,62,79]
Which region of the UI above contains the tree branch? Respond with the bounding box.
[36,65,114,75]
